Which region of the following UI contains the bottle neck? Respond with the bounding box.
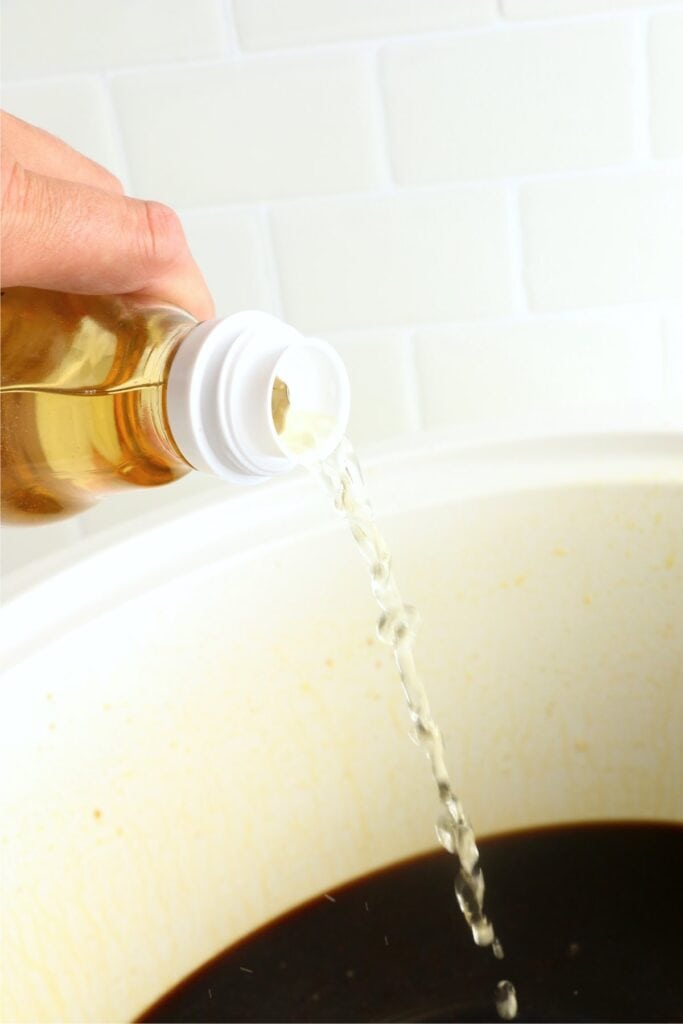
[164,312,350,484]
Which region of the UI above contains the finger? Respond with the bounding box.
[2,165,214,321]
[1,109,124,195]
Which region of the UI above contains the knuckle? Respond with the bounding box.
[139,200,186,269]
[96,167,125,194]
[1,156,26,214]
[0,158,24,276]
[0,160,46,281]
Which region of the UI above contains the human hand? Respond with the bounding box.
[0,111,214,321]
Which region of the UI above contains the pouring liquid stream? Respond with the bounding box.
[317,438,517,1022]
[275,385,517,1021]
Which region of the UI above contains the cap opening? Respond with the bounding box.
[269,342,349,463]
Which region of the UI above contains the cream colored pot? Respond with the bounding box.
[1,419,682,1023]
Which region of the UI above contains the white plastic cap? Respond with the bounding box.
[165,311,350,483]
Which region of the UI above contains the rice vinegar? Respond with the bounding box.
[0,288,350,524]
[0,288,195,523]
[316,437,518,1021]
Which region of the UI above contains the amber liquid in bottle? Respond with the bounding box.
[0,288,196,524]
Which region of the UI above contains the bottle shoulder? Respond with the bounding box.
[0,287,195,394]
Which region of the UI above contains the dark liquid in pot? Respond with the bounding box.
[139,822,683,1023]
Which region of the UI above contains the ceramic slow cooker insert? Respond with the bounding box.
[1,420,681,1022]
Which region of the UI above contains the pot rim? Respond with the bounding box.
[2,404,681,670]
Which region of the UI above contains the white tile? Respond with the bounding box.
[112,53,380,206]
[663,314,683,402]
[233,0,496,50]
[323,330,418,444]
[521,173,683,311]
[414,314,664,428]
[382,21,633,183]
[650,11,683,160]
[501,0,664,17]
[0,519,81,584]
[180,208,277,317]
[1,78,126,182]
[0,0,229,78]
[270,189,513,332]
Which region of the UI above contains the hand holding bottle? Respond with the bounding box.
[0,113,349,526]
[0,110,213,321]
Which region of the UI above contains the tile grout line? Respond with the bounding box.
[219,0,242,55]
[631,10,654,162]
[98,74,134,192]
[258,206,286,320]
[659,313,672,402]
[295,302,668,341]
[7,3,683,86]
[367,46,397,192]
[171,158,683,218]
[504,183,529,317]
[404,331,425,432]
[494,0,683,28]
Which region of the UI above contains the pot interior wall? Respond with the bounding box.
[2,477,681,1023]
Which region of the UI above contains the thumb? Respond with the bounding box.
[1,161,214,321]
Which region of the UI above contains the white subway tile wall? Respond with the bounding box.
[232,0,497,49]
[381,22,634,182]
[521,173,683,309]
[650,11,683,158]
[326,330,420,442]
[1,0,681,581]
[0,0,230,78]
[1,78,126,179]
[111,53,382,205]
[180,207,277,314]
[270,189,513,330]
[414,314,664,426]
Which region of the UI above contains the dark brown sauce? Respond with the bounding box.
[139,822,683,1023]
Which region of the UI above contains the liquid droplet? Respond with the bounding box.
[317,438,517,1012]
[495,979,518,1020]
[472,918,495,948]
[435,815,457,854]
[376,605,419,646]
[371,559,391,588]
